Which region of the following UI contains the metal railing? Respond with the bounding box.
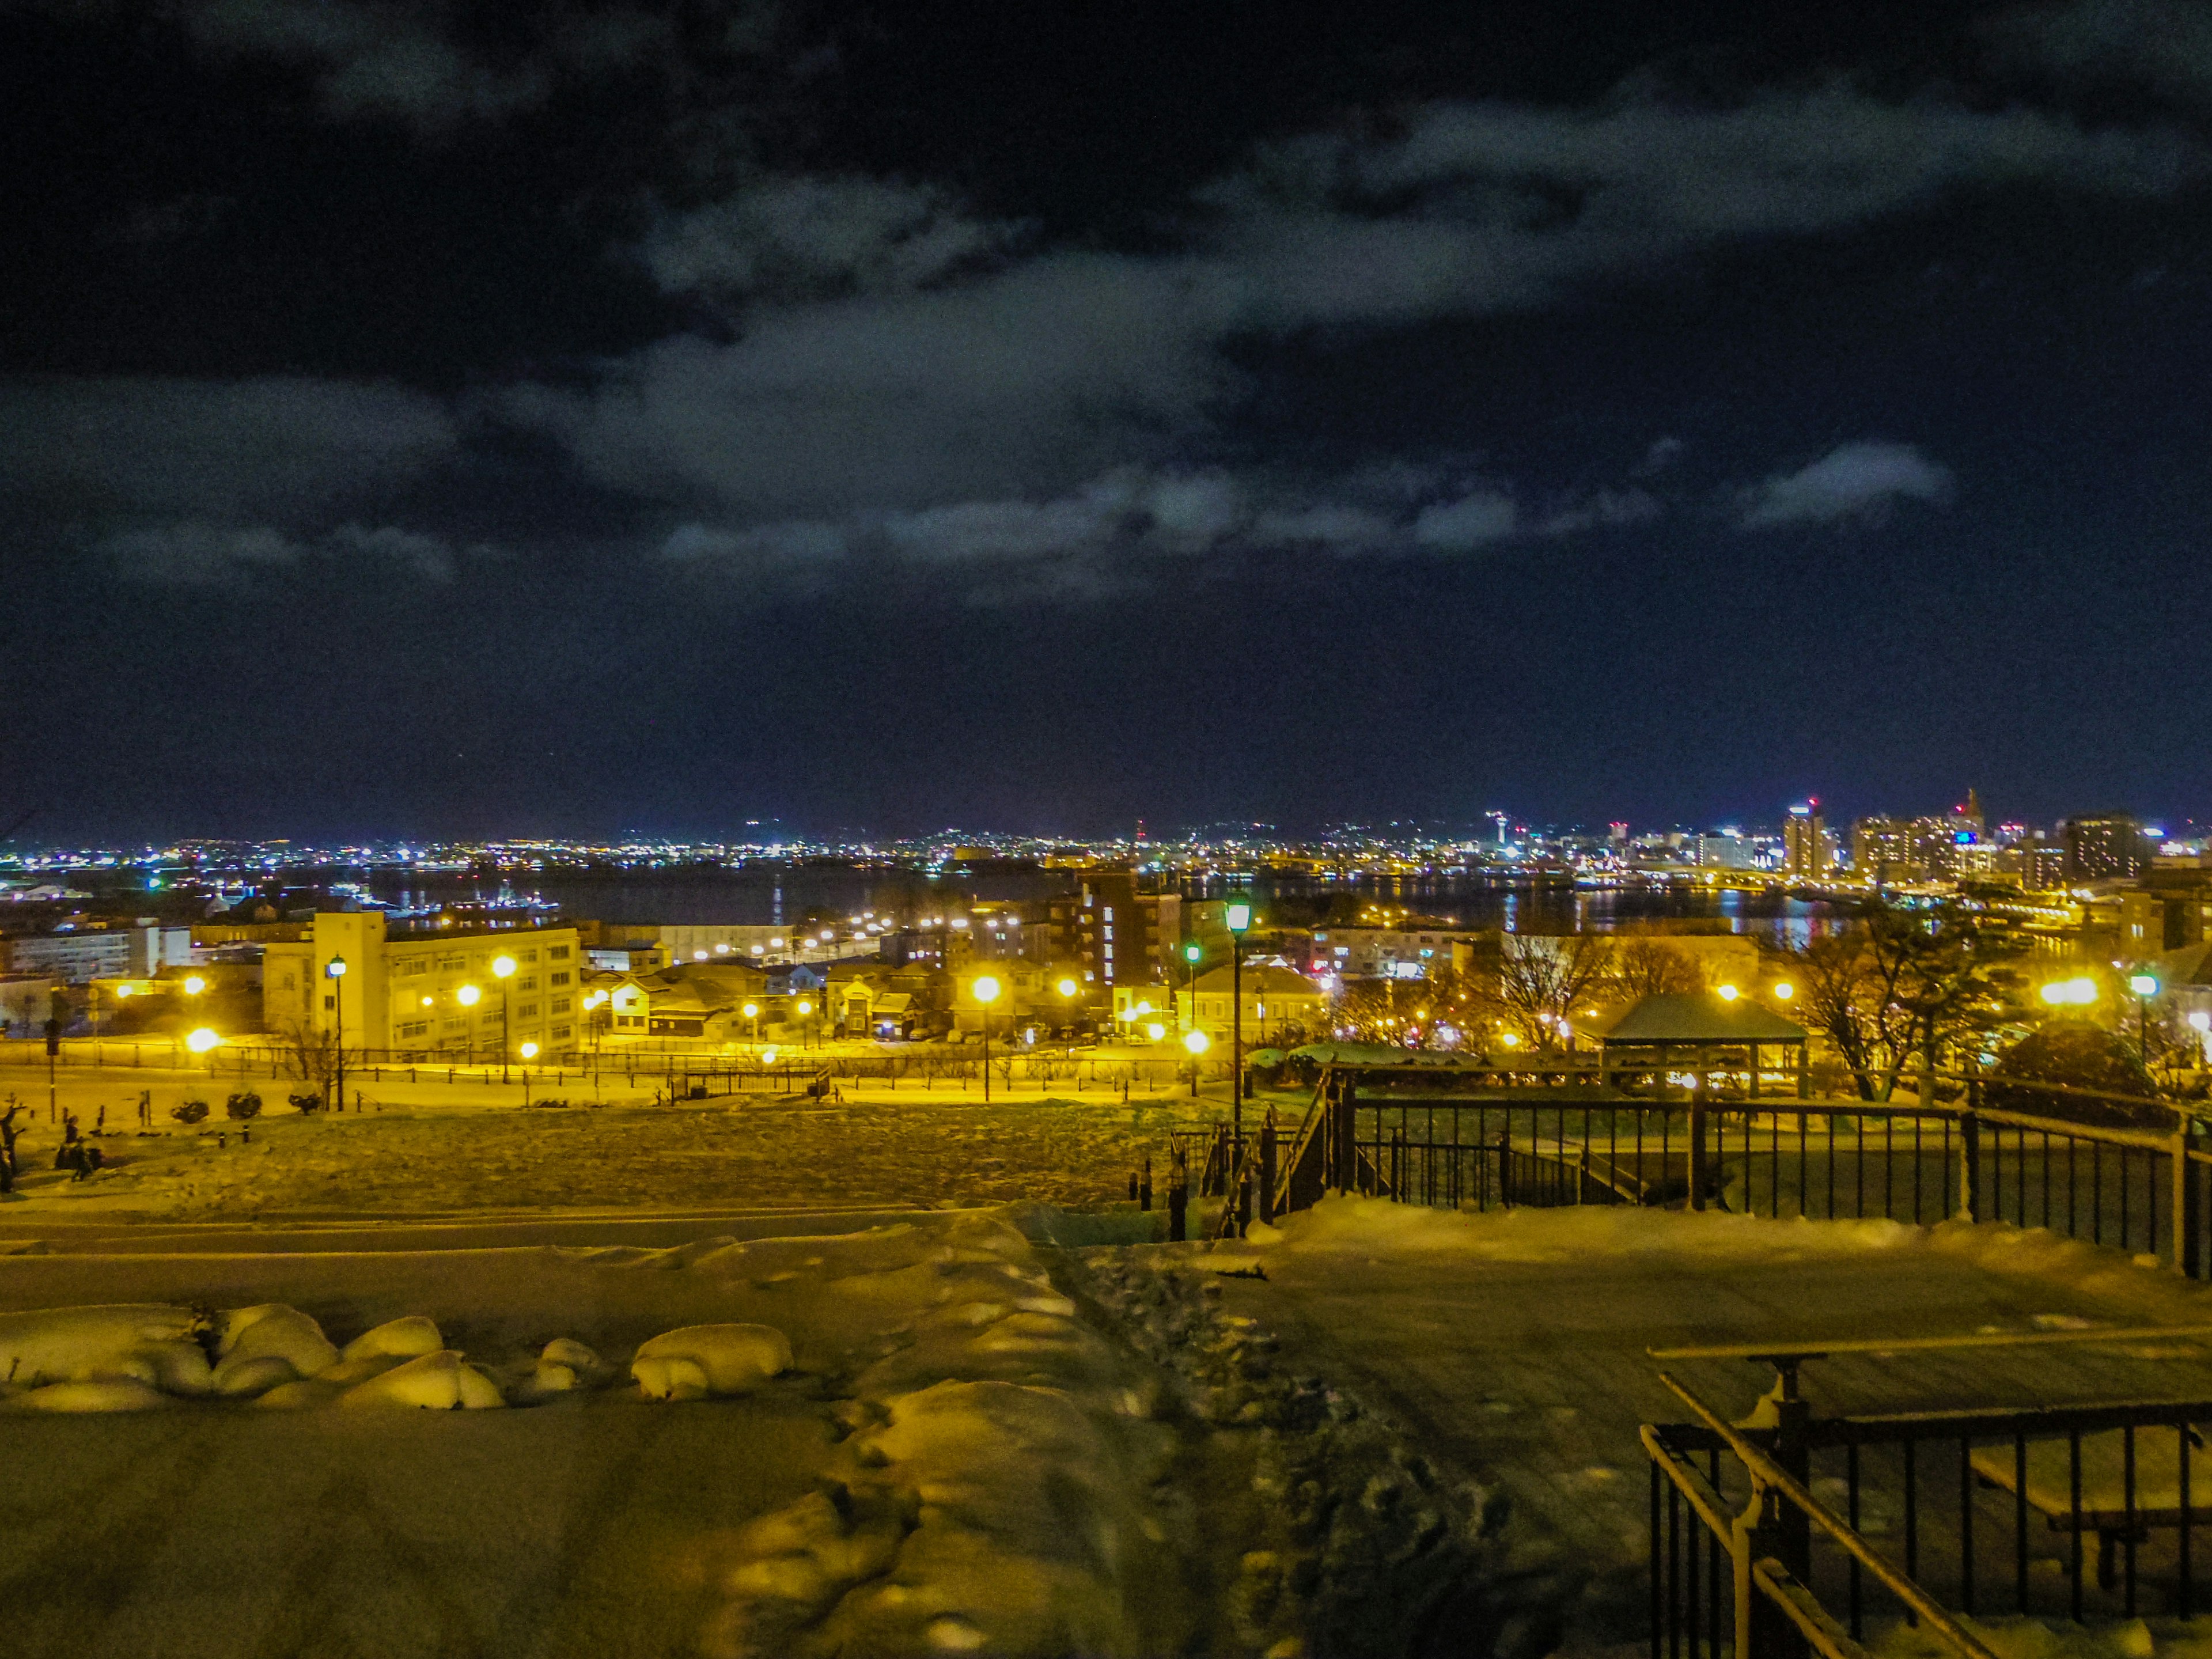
[1646,1335,2212,1658]
[1241,1061,2212,1277]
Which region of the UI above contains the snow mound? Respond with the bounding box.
[11,1378,171,1412]
[632,1324,791,1399]
[216,1305,338,1379]
[0,1304,210,1395]
[340,1316,444,1363]
[211,1354,300,1397]
[336,1350,506,1410]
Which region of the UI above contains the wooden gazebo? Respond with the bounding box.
[1581,992,1809,1098]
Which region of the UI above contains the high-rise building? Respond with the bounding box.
[1784,802,1828,878]
[2064,813,2149,882]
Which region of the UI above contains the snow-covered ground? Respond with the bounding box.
[0,1088,1235,1220]
[0,1208,1218,1658]
[1122,1201,2212,1659]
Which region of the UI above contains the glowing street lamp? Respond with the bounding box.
[183,975,206,997]
[743,1001,761,1051]
[492,954,517,1082]
[1771,981,1795,1002]
[1715,984,1740,1002]
[326,955,347,1111]
[185,1027,220,1056]
[2040,978,2098,1007]
[974,976,1001,1101]
[1183,1025,1210,1098]
[2128,971,2161,1061]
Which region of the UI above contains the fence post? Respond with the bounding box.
[1168,1149,1187,1242]
[1688,1086,1709,1212]
[1332,1084,1356,1195]
[1959,1099,1982,1222]
[1495,1130,1513,1208]
[2175,1123,2203,1279]
[1259,1116,1277,1225]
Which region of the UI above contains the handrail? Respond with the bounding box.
[1650,1324,2212,1363]
[1656,1370,2002,1659]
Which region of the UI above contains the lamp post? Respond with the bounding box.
[743,1001,760,1056]
[1182,940,1201,1044]
[492,954,517,1083]
[2128,972,2161,1063]
[974,975,1001,1101]
[1226,903,1252,1146]
[1056,978,1080,1065]
[456,982,482,1067]
[1183,1027,1210,1097]
[519,1040,539,1105]
[325,955,347,1112]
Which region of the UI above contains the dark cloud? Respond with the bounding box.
[1988,0,2212,108]
[94,518,475,582]
[1735,441,1954,528]
[0,377,456,517]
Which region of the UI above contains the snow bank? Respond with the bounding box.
[339,1316,443,1363]
[0,1304,209,1395]
[215,1305,338,1381]
[335,1350,505,1410]
[1876,1613,2212,1659]
[9,1378,171,1412]
[633,1324,791,1400]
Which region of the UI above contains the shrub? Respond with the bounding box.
[172,1100,210,1125]
[1987,1022,2169,1131]
[225,1092,262,1120]
[289,1092,322,1114]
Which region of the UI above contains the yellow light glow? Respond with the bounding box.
[1145,1022,1166,1040]
[184,1027,220,1054]
[421,995,433,1007]
[519,1041,539,1059]
[183,975,206,995]
[1715,984,1740,1001]
[1183,1029,1211,1054]
[742,1002,759,1018]
[762,1046,778,1065]
[796,999,813,1016]
[973,976,1001,1005]
[457,984,482,1006]
[492,955,517,979]
[1057,978,1078,998]
[2041,977,2099,1006]
[1771,982,1795,1001]
[1499,1030,1521,1047]
[115,984,132,998]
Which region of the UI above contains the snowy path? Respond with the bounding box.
[1198,1205,2212,1656]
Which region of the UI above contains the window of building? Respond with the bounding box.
[521,949,538,963]
[517,1002,539,1020]
[397,1020,429,1039]
[551,997,571,1014]
[443,1017,468,1031]
[552,1025,571,1039]
[550,945,570,959]
[520,976,537,992]
[550,971,570,986]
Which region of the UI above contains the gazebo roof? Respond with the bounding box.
[1584,993,1807,1046]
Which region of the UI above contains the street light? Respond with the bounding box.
[492,954,517,1082]
[743,1001,760,1052]
[2040,978,2099,1007]
[326,955,347,1111]
[185,1027,220,1055]
[974,975,1001,1101]
[1226,903,1251,1146]
[1183,1026,1210,1098]
[183,975,206,997]
[1771,981,1795,1001]
[2128,972,2161,1062]
[1715,984,1740,1002]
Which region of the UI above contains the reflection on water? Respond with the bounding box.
[372,868,1859,941]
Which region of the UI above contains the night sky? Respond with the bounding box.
[5,1,2209,842]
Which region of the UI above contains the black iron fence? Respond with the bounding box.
[1236,1063,2212,1277]
[1647,1340,2212,1659]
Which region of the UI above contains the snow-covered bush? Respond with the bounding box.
[172,1100,209,1125]
[225,1092,262,1120]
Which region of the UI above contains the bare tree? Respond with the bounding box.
[1613,939,1706,999]
[1495,935,1615,1052]
[275,1018,339,1095]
